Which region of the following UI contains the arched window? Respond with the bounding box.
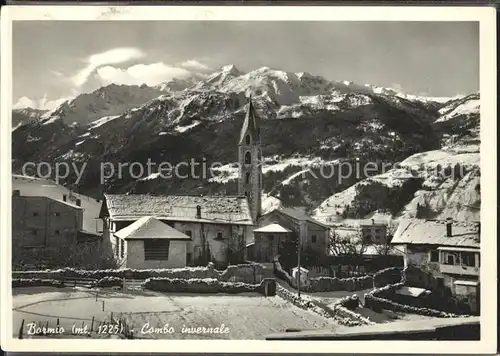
[245,172,251,184]
[245,134,251,145]
[245,151,251,165]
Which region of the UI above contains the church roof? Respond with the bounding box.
[115,216,191,240]
[101,194,254,225]
[239,98,259,144]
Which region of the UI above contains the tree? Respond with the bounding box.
[372,224,397,256]
[328,229,368,256]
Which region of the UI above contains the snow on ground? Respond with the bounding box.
[88,115,121,129]
[13,287,336,340]
[399,145,480,170]
[139,172,162,181]
[42,116,61,125]
[261,194,283,214]
[438,98,479,119]
[175,121,201,133]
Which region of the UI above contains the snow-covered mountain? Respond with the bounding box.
[12,64,479,222]
[12,108,48,131]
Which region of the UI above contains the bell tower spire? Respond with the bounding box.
[238,96,262,222]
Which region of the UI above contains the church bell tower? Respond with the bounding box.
[238,97,262,222]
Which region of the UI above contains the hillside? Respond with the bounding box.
[11,65,479,222]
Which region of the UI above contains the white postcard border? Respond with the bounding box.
[1,5,497,353]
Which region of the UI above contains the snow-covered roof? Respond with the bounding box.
[264,206,329,228]
[395,286,430,298]
[115,216,191,240]
[254,223,292,233]
[102,194,253,225]
[391,219,480,248]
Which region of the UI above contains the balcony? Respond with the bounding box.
[440,264,479,277]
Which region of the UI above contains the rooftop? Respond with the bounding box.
[115,216,192,240]
[101,194,253,225]
[264,206,329,228]
[391,219,480,248]
[254,223,292,233]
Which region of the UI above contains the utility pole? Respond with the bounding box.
[297,232,301,298]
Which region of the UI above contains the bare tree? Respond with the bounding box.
[328,229,368,256]
[372,224,397,256]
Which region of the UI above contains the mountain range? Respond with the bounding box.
[12,64,480,223]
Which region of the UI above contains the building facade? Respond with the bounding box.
[100,194,254,269]
[391,218,480,313]
[248,206,330,262]
[360,219,389,244]
[12,190,102,267]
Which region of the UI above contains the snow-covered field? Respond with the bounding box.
[13,287,336,340]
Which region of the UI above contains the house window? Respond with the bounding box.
[461,252,475,267]
[311,235,317,243]
[55,229,60,235]
[244,191,249,197]
[245,172,251,184]
[54,212,60,217]
[32,212,39,217]
[429,250,439,262]
[245,134,251,145]
[120,239,125,259]
[245,151,251,165]
[32,229,38,235]
[444,253,457,265]
[185,230,192,238]
[144,239,170,260]
[215,232,223,240]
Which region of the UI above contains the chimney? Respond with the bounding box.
[371,219,375,225]
[446,218,453,237]
[12,190,20,197]
[63,194,67,202]
[196,205,202,219]
[76,199,81,207]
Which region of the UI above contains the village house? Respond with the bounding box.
[391,218,480,313]
[360,219,389,244]
[99,194,254,269]
[12,189,101,265]
[247,206,330,263]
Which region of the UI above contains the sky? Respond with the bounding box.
[13,21,479,110]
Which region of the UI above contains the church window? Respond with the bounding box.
[245,151,251,165]
[245,134,251,145]
[245,172,251,184]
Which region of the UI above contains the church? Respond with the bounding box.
[99,97,329,269]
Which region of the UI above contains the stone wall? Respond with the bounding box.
[275,285,373,327]
[373,267,404,287]
[12,262,267,284]
[364,283,467,318]
[274,260,402,293]
[143,277,276,296]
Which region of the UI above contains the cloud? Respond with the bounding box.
[72,47,145,87]
[96,61,197,87]
[179,59,213,73]
[50,70,64,77]
[13,94,72,111]
[390,83,405,93]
